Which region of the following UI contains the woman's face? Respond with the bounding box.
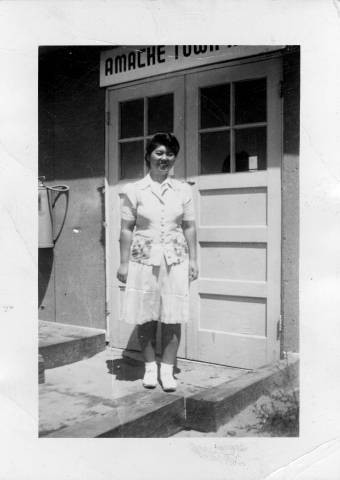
[148,144,176,176]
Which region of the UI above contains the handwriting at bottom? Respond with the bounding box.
[1,305,14,312]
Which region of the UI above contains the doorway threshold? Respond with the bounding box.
[122,348,250,372]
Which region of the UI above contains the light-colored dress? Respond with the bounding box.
[120,174,195,325]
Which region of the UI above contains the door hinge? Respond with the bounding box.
[277,315,283,340]
[106,111,111,126]
[105,301,110,318]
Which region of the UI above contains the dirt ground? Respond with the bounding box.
[174,387,299,437]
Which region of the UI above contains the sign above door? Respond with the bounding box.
[100,45,284,87]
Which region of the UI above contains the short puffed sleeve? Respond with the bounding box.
[120,183,137,222]
[181,182,195,221]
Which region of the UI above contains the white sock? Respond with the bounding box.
[160,363,176,391]
[145,361,157,370]
[143,361,158,388]
[160,363,175,378]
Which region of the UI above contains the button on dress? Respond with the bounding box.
[120,174,195,325]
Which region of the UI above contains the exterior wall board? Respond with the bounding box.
[39,47,106,329]
[282,48,300,352]
[53,177,106,329]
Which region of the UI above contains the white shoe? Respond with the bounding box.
[160,363,177,392]
[142,361,158,388]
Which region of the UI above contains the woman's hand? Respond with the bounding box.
[182,220,198,282]
[189,259,199,282]
[117,263,129,283]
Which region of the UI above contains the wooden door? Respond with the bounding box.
[186,59,282,368]
[106,77,185,354]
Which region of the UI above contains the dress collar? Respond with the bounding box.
[140,174,175,190]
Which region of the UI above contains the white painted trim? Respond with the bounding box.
[105,50,285,92]
[196,171,268,189]
[265,57,283,361]
[199,226,268,243]
[104,88,111,341]
[100,46,285,87]
[199,279,267,297]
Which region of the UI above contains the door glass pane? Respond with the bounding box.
[235,78,266,124]
[120,99,144,139]
[148,93,173,134]
[200,84,230,128]
[235,127,266,171]
[120,141,144,179]
[200,131,230,174]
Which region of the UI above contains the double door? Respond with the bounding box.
[106,58,282,368]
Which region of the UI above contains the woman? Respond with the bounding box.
[117,132,198,392]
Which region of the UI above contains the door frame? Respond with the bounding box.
[104,53,284,365]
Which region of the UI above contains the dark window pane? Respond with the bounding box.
[120,141,144,179]
[148,94,173,135]
[235,127,267,171]
[200,131,230,174]
[235,78,266,124]
[120,99,144,139]
[200,84,230,128]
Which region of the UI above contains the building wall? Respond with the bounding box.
[39,47,106,329]
[39,46,300,350]
[281,47,300,352]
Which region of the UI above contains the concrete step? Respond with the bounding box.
[39,320,106,369]
[185,353,299,432]
[44,390,184,438]
[39,348,298,437]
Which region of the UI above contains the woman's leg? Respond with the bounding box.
[161,323,181,364]
[159,324,181,391]
[138,320,158,362]
[138,321,158,388]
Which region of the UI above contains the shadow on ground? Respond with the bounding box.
[106,357,181,382]
[106,358,144,381]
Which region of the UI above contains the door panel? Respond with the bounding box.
[186,59,282,368]
[200,243,267,281]
[200,186,267,226]
[199,294,266,336]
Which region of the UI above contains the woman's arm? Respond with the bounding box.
[182,220,199,281]
[117,219,135,283]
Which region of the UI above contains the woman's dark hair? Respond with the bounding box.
[144,132,180,168]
